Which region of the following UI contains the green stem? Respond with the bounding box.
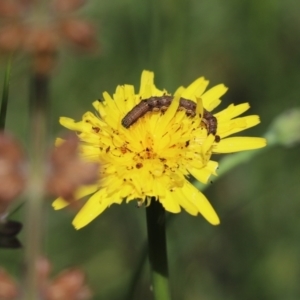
[23,73,49,300]
[146,199,171,300]
[0,56,13,130]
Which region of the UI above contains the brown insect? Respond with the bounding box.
[121,96,220,141]
[121,96,194,127]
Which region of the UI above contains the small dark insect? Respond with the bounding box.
[203,110,218,135]
[0,220,23,249]
[121,96,220,141]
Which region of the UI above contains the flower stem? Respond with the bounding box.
[23,72,49,299]
[146,199,171,300]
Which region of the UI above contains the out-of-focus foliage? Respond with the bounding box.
[1,0,300,299]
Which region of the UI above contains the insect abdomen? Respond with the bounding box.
[121,100,150,128]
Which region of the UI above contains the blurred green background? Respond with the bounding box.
[1,0,300,299]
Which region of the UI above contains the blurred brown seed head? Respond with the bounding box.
[0,1,24,18]
[0,24,24,52]
[0,0,98,73]
[24,27,59,54]
[53,0,87,13]
[46,268,92,300]
[0,258,92,300]
[36,257,51,281]
[0,268,18,300]
[0,133,27,213]
[46,135,99,202]
[23,27,59,74]
[33,257,52,297]
[60,19,96,52]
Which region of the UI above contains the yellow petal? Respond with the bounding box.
[174,86,185,97]
[72,189,110,229]
[180,181,220,225]
[139,70,154,96]
[215,137,267,153]
[215,103,250,120]
[154,95,180,135]
[153,179,167,198]
[123,84,136,111]
[52,185,99,210]
[201,84,228,110]
[171,189,198,215]
[96,101,107,118]
[188,160,218,184]
[55,138,65,146]
[52,197,69,210]
[159,193,181,213]
[92,100,100,111]
[202,134,215,156]
[182,77,209,101]
[59,117,91,132]
[219,115,261,138]
[206,99,221,111]
[101,92,120,128]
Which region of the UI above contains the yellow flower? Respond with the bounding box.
[53,70,266,229]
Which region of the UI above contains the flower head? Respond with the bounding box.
[54,71,266,229]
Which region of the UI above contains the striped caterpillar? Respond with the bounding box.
[121,96,220,142]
